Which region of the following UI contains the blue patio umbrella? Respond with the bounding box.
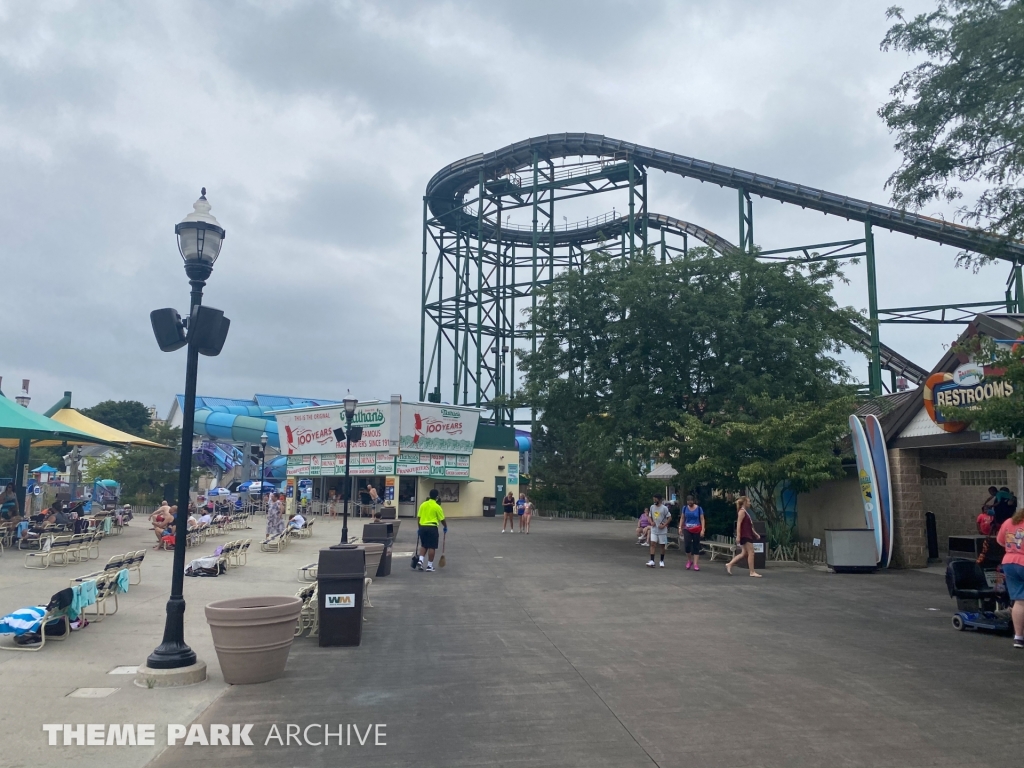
[238,480,275,494]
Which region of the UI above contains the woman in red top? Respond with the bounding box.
[995,506,1024,649]
[726,496,762,577]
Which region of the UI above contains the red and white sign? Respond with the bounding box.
[399,403,480,455]
[275,402,390,456]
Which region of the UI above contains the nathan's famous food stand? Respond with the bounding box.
[271,397,519,519]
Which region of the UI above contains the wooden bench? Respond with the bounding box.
[702,534,738,561]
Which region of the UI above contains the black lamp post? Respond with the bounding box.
[259,431,268,504]
[333,396,359,544]
[146,189,227,671]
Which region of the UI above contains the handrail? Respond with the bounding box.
[427,133,1024,261]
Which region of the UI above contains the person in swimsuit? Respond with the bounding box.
[501,492,516,533]
[516,493,528,532]
[726,496,762,577]
[523,495,534,534]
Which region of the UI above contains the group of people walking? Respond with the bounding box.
[501,492,534,533]
[638,494,761,576]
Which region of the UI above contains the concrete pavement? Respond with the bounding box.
[0,513,375,768]
[141,518,1023,768]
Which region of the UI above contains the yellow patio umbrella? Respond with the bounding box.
[47,408,171,449]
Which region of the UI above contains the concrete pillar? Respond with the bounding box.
[890,448,927,568]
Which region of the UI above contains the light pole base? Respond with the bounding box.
[135,660,207,689]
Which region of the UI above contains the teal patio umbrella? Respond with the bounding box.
[0,393,119,446]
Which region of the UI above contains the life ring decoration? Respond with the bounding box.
[922,372,969,433]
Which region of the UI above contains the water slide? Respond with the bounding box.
[192,405,281,448]
[192,441,246,473]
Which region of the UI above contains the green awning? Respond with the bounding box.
[0,393,119,447]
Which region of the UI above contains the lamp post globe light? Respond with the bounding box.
[143,189,228,678]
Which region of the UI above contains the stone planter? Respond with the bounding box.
[356,542,385,578]
[205,596,303,685]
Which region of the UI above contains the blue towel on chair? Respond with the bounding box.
[116,568,130,594]
[0,606,47,636]
[79,579,98,606]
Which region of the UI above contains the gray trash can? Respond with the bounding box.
[483,497,496,517]
[752,520,768,571]
[317,545,365,647]
[362,523,393,577]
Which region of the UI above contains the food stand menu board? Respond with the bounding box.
[288,451,471,478]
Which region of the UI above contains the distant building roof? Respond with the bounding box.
[648,463,678,480]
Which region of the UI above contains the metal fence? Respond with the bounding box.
[534,508,618,521]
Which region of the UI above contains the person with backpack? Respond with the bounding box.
[646,494,672,568]
[678,495,706,571]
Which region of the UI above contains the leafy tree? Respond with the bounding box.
[89,422,196,504]
[880,1,1024,267]
[79,400,152,436]
[519,248,860,519]
[667,395,857,548]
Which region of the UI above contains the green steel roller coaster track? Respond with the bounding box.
[421,133,1023,422]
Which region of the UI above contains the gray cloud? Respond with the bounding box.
[0,0,995,415]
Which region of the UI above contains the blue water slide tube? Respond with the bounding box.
[265,455,287,481]
[193,408,280,448]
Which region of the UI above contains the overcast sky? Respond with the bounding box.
[1,0,1001,418]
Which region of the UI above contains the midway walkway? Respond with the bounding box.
[144,518,1022,768]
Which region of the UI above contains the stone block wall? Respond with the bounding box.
[918,456,1019,551]
[890,448,927,568]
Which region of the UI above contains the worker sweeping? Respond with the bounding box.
[415,489,448,573]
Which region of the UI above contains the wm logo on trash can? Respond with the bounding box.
[325,593,356,608]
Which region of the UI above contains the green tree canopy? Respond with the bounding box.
[89,422,193,505]
[880,1,1024,267]
[667,395,857,547]
[519,248,860,518]
[79,400,153,436]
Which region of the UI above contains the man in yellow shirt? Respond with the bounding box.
[415,489,448,573]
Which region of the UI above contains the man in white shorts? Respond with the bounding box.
[646,494,672,568]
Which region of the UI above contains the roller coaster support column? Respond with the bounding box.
[865,221,882,397]
[738,188,753,253]
[1015,262,1023,313]
[476,169,485,407]
[419,196,428,401]
[628,161,636,260]
[531,152,539,432]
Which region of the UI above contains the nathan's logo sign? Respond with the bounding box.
[351,408,386,428]
[410,409,465,447]
[924,364,1013,433]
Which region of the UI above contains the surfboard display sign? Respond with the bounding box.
[865,414,893,568]
[849,414,881,564]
